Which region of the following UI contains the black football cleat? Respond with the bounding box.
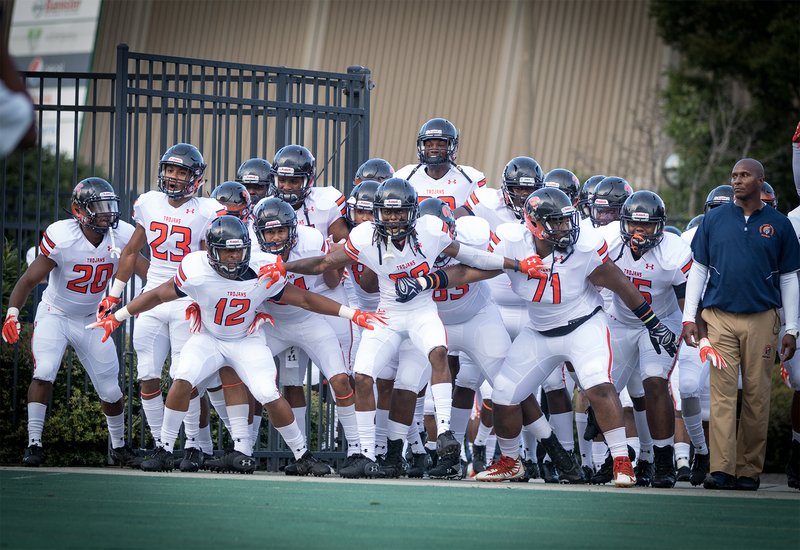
[539,434,584,484]
[471,444,487,475]
[205,450,256,474]
[294,451,333,477]
[689,452,710,487]
[339,453,383,478]
[140,447,174,472]
[583,407,601,441]
[436,430,461,458]
[22,445,44,467]
[786,440,800,490]
[635,458,655,487]
[427,453,464,480]
[406,453,429,478]
[676,465,691,482]
[179,447,206,472]
[651,445,676,488]
[379,439,406,478]
[109,444,139,467]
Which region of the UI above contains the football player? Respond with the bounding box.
[211,181,252,221]
[89,216,384,473]
[3,178,148,466]
[607,191,692,488]
[235,157,273,203]
[405,188,679,486]
[395,118,485,212]
[257,178,544,476]
[95,143,226,467]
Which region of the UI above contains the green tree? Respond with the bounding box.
[650,0,800,218]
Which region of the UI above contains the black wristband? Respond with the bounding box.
[632,301,659,330]
[423,269,449,290]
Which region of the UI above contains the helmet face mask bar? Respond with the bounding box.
[71,177,121,234]
[157,143,206,199]
[372,178,419,240]
[416,118,459,166]
[501,156,544,219]
[252,197,299,255]
[524,188,580,251]
[205,217,252,280]
[269,145,316,206]
[620,191,666,255]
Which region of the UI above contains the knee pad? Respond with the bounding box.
[93,370,123,403]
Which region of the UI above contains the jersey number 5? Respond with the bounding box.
[213,298,250,326]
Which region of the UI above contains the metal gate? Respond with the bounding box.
[0,44,372,469]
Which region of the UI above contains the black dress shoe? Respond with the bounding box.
[703,471,735,490]
[734,476,760,491]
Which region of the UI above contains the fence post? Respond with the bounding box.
[114,44,129,215]
[344,66,371,197]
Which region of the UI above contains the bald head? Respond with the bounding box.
[734,158,765,179]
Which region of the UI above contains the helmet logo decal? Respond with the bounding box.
[241,174,259,182]
[424,129,443,137]
[224,239,244,247]
[277,167,296,176]
[519,177,537,184]
[383,199,402,207]
[167,156,184,164]
[631,212,650,221]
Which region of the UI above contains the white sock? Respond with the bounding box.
[549,412,575,451]
[375,408,389,456]
[292,406,307,440]
[206,388,232,436]
[160,407,186,452]
[140,394,164,443]
[526,416,553,441]
[413,396,426,433]
[633,409,652,460]
[227,404,252,454]
[604,427,628,459]
[451,406,472,451]
[183,395,201,449]
[356,409,376,460]
[27,402,47,446]
[485,435,497,466]
[276,421,307,459]
[251,414,263,450]
[430,383,453,433]
[653,437,674,449]
[474,421,492,447]
[198,424,213,455]
[592,441,609,470]
[626,437,640,463]
[497,436,520,460]
[407,425,425,455]
[683,411,709,454]
[675,442,691,463]
[338,404,360,456]
[105,412,125,448]
[387,419,410,442]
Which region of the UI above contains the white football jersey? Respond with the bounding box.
[262,225,331,324]
[173,250,284,340]
[434,216,493,325]
[133,191,225,291]
[681,225,698,245]
[39,219,136,317]
[293,186,346,238]
[395,163,486,212]
[345,221,380,311]
[608,232,692,325]
[343,215,453,316]
[491,222,607,332]
[464,186,525,307]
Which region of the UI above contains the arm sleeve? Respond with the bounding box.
[781,272,799,332]
[681,260,709,323]
[793,137,800,198]
[453,242,505,271]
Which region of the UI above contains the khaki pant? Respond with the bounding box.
[701,307,780,479]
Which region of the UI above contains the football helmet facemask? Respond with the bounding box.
[373,178,419,240]
[524,188,580,250]
[269,145,316,207]
[591,176,633,227]
[416,118,459,166]
[211,181,252,221]
[501,156,544,219]
[157,143,206,199]
[620,191,667,254]
[71,177,120,235]
[252,197,298,255]
[205,216,251,280]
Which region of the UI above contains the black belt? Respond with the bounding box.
[538,306,603,338]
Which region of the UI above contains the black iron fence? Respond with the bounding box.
[1,44,372,469]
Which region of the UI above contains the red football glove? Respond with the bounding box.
[185,302,202,334]
[517,255,545,278]
[699,338,726,370]
[793,121,800,143]
[351,310,389,331]
[86,315,121,343]
[247,312,275,335]
[96,295,121,322]
[2,312,21,344]
[258,256,286,288]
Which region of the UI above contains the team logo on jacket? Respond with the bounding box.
[759,224,774,238]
